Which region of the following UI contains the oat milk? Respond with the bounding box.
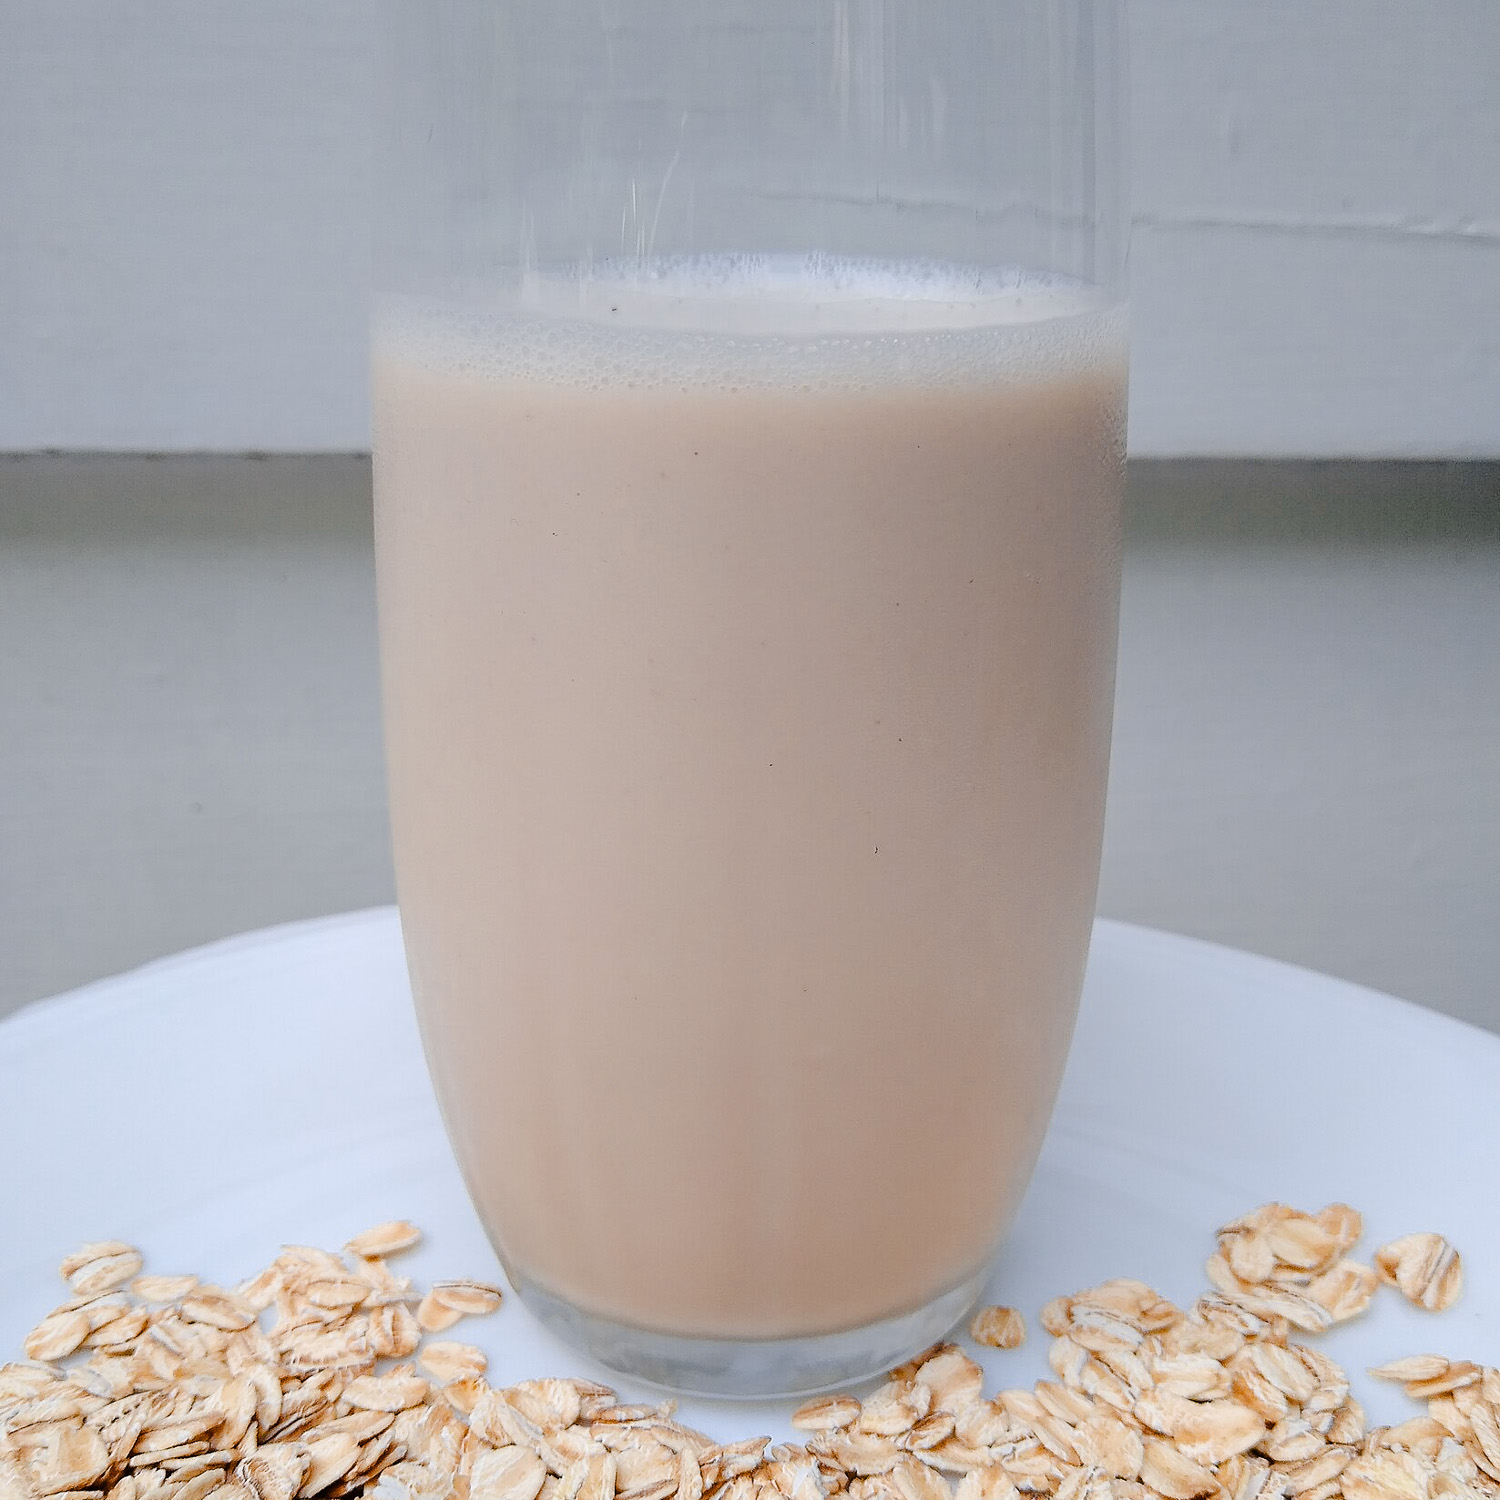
[373,257,1126,1340]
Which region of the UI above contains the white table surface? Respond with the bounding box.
[2,908,1496,1439]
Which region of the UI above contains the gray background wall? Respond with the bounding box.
[2,3,1498,1029]
[4,457,1497,1032]
[2,0,1498,455]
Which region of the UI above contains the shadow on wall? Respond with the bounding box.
[1,455,1497,1033]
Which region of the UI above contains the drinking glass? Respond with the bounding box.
[374,0,1128,1397]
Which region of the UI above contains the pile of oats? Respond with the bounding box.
[2,1205,1493,1500]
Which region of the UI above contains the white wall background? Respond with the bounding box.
[3,0,1499,456]
[2,5,1497,1030]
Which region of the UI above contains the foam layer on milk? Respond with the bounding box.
[376,255,1126,391]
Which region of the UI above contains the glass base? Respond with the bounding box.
[511,1269,992,1398]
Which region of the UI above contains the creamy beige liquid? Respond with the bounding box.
[374,259,1126,1341]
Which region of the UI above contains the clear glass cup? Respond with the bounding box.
[373,0,1127,1397]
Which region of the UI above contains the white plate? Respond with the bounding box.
[2,908,1496,1438]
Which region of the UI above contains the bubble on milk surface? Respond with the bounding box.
[374,253,1126,392]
